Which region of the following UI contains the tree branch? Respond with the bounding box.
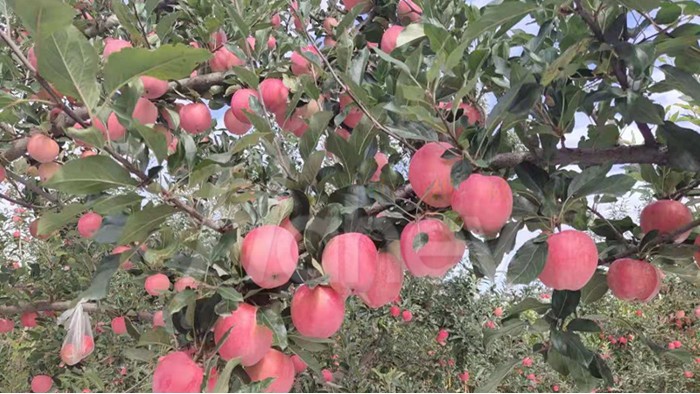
[604,217,700,263]
[0,300,152,320]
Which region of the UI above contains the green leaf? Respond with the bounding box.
[488,221,524,264]
[9,0,75,38]
[514,163,548,197]
[37,203,86,236]
[123,348,154,362]
[132,124,168,162]
[137,327,172,347]
[467,234,497,281]
[396,23,425,48]
[217,287,243,303]
[580,271,609,305]
[623,95,664,125]
[36,26,100,110]
[450,160,472,187]
[551,290,581,320]
[567,318,601,332]
[89,193,143,216]
[79,254,121,301]
[483,319,528,348]
[64,126,105,149]
[474,358,520,393]
[567,165,635,198]
[212,358,241,393]
[119,204,177,244]
[463,2,538,44]
[506,238,548,285]
[299,150,325,186]
[550,329,594,367]
[486,82,542,132]
[412,232,429,252]
[103,44,210,94]
[299,111,332,159]
[44,156,138,195]
[542,39,591,86]
[659,122,700,172]
[505,297,551,319]
[259,308,288,350]
[659,65,700,103]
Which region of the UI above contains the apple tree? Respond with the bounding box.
[0,0,699,392]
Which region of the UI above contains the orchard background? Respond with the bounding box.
[0,0,700,392]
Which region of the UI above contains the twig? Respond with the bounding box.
[0,192,41,209]
[587,205,626,243]
[604,217,700,263]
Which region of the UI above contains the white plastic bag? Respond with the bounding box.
[57,301,94,366]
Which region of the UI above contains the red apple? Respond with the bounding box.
[400,218,465,277]
[27,134,59,164]
[103,38,132,58]
[291,355,307,374]
[37,162,60,182]
[179,103,212,134]
[0,318,14,333]
[77,212,102,238]
[31,375,53,393]
[152,351,203,393]
[397,0,422,24]
[371,152,389,182]
[174,277,198,292]
[245,349,295,393]
[106,112,126,140]
[291,284,345,338]
[209,47,244,72]
[259,78,289,114]
[380,25,404,53]
[230,88,260,123]
[358,251,403,308]
[111,316,127,335]
[607,258,662,302]
[141,76,169,100]
[20,312,37,328]
[341,0,373,12]
[408,142,458,208]
[241,225,299,288]
[213,303,273,366]
[339,93,363,129]
[321,232,378,294]
[145,273,171,296]
[223,109,251,135]
[451,174,513,237]
[290,45,319,76]
[538,230,598,290]
[640,200,693,242]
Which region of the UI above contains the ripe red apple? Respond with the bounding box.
[27,134,59,164]
[322,232,378,294]
[358,251,403,308]
[209,30,227,50]
[103,38,132,58]
[276,111,308,137]
[291,284,345,338]
[397,0,422,24]
[145,273,171,296]
[230,88,260,123]
[436,328,449,345]
[322,369,334,383]
[106,112,126,140]
[342,0,372,12]
[271,13,281,27]
[111,316,127,335]
[290,1,306,32]
[132,97,158,125]
[438,102,482,136]
[267,36,277,50]
[259,78,289,114]
[538,230,598,290]
[174,277,198,292]
[339,93,362,129]
[390,305,400,317]
[290,355,307,374]
[408,142,458,208]
[323,17,339,35]
[214,303,273,366]
[0,318,14,333]
[380,25,404,53]
[223,109,251,136]
[402,309,413,322]
[20,312,37,328]
[290,45,319,76]
[241,225,299,288]
[152,351,203,393]
[324,36,337,48]
[152,310,165,328]
[60,334,94,365]
[31,375,53,393]
[452,174,513,237]
[245,349,295,393]
[179,103,212,134]
[77,212,102,238]
[37,162,60,182]
[607,258,662,302]
[640,200,693,242]
[209,47,244,72]
[370,152,388,182]
[141,76,169,100]
[400,218,465,277]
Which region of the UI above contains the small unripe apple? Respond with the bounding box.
[245,349,295,393]
[152,351,203,393]
[140,76,169,100]
[408,142,458,208]
[27,134,59,164]
[111,316,127,335]
[37,162,60,182]
[152,310,165,328]
[322,232,378,294]
[291,355,307,374]
[31,375,53,393]
[538,230,598,290]
[400,218,466,277]
[179,103,212,134]
[103,38,132,58]
[322,369,334,382]
[380,25,404,53]
[402,309,413,322]
[214,303,273,366]
[291,284,345,338]
[640,200,693,242]
[607,258,662,302]
[230,88,260,123]
[20,312,37,328]
[451,174,513,237]
[259,78,289,114]
[271,13,281,27]
[77,212,102,238]
[209,47,244,72]
[241,225,299,288]
[145,273,171,296]
[358,251,403,308]
[397,0,422,24]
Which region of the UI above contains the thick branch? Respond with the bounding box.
[489,145,667,169]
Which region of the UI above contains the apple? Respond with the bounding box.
[31,375,53,393]
[290,45,319,76]
[322,232,378,294]
[451,174,513,237]
[291,284,345,338]
[380,25,404,53]
[408,142,458,208]
[209,47,244,72]
[640,200,693,242]
[370,152,389,182]
[259,78,289,114]
[291,354,307,374]
[174,277,198,292]
[77,212,102,238]
[538,230,598,290]
[607,258,662,302]
[358,252,403,308]
[27,134,59,164]
[179,103,212,134]
[152,351,203,393]
[37,162,60,182]
[397,0,422,24]
[214,303,273,366]
[111,316,127,335]
[339,93,363,129]
[0,318,14,333]
[240,225,299,288]
[400,218,466,277]
[141,76,169,100]
[245,349,295,393]
[145,273,171,296]
[20,312,37,328]
[103,38,132,58]
[230,88,260,123]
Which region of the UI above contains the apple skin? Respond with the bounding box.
[321,232,378,295]
[103,38,132,58]
[77,212,103,238]
[152,351,204,393]
[397,0,422,24]
[380,25,404,53]
[141,76,169,100]
[399,218,466,278]
[213,303,273,366]
[240,225,299,289]
[179,103,212,135]
[407,142,459,208]
[341,0,373,12]
[538,230,598,291]
[607,258,662,302]
[31,375,53,393]
[245,349,296,393]
[27,134,59,164]
[259,78,289,114]
[370,152,389,182]
[640,200,693,243]
[451,174,513,237]
[291,355,307,374]
[145,273,171,296]
[358,251,404,308]
[230,88,260,123]
[291,284,346,338]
